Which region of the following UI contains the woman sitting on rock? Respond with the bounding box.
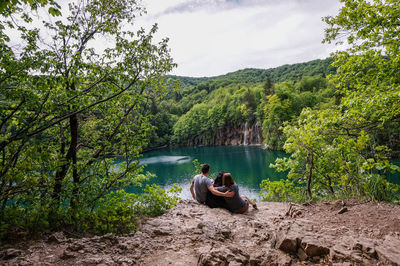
[213,170,225,187]
[205,170,228,209]
[218,173,257,213]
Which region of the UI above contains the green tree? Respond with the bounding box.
[0,0,61,16]
[0,0,176,235]
[172,103,209,145]
[295,76,327,93]
[263,77,274,95]
[264,0,400,203]
[261,79,332,150]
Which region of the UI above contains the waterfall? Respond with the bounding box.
[243,122,248,146]
[254,122,261,144]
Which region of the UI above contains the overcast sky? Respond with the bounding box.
[136,0,342,77]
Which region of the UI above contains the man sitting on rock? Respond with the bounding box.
[190,164,233,206]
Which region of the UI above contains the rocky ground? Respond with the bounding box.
[1,200,399,265]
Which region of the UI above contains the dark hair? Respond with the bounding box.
[214,170,226,186]
[201,164,210,174]
[222,173,236,188]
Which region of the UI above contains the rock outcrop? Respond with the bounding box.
[1,200,399,265]
[180,122,263,146]
[214,122,263,146]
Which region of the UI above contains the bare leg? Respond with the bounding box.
[241,195,257,208]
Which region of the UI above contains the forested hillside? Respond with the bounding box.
[147,58,337,149]
[170,57,335,88]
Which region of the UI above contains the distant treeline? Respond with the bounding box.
[168,58,335,91]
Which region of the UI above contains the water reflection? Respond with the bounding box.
[139,155,192,165]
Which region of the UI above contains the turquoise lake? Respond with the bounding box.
[120,146,400,200]
[125,146,288,199]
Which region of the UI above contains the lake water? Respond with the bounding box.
[119,146,400,200]
[125,146,288,200]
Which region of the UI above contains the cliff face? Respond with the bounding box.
[213,122,263,146]
[2,200,399,265]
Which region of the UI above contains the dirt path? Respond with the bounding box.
[1,200,399,265]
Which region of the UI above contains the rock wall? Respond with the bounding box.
[179,122,263,147]
[213,122,263,146]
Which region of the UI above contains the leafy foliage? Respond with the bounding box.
[261,77,334,149]
[0,0,178,238]
[259,178,305,202]
[0,184,181,238]
[95,184,181,234]
[0,0,61,16]
[261,0,400,203]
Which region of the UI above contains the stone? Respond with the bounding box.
[1,249,22,260]
[330,243,354,261]
[273,225,302,254]
[78,255,103,265]
[276,238,298,254]
[220,229,232,239]
[251,221,263,229]
[197,223,205,229]
[285,203,304,218]
[297,247,308,260]
[352,239,377,259]
[249,257,262,266]
[152,227,172,236]
[117,243,128,251]
[333,263,352,266]
[115,257,134,265]
[60,250,76,260]
[198,247,249,266]
[67,242,85,252]
[375,235,400,265]
[276,254,292,266]
[293,210,302,218]
[256,233,270,245]
[100,233,119,245]
[301,241,330,257]
[47,232,66,244]
[198,251,228,265]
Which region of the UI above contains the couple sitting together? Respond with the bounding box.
[189,163,257,214]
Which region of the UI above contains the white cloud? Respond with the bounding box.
[136,0,342,77]
[5,0,341,77]
[6,0,341,77]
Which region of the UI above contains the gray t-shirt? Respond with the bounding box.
[218,184,246,211]
[192,174,212,204]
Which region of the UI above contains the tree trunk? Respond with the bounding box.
[52,80,80,207]
[327,176,334,195]
[0,149,6,215]
[307,152,313,200]
[52,125,67,203]
[70,113,79,208]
